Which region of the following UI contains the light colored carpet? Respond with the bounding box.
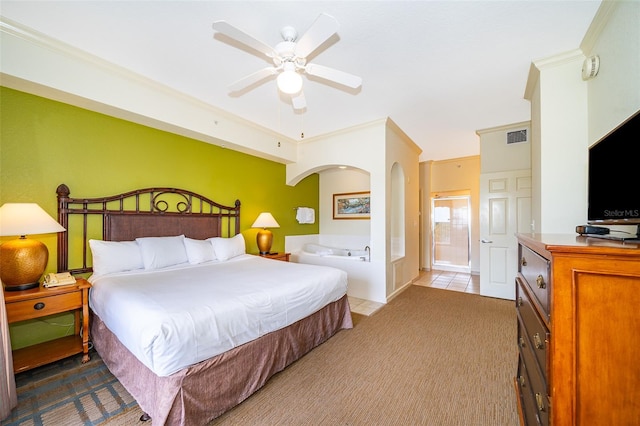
[6,286,518,425]
[209,286,518,425]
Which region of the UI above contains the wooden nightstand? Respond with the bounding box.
[4,278,91,373]
[259,252,290,262]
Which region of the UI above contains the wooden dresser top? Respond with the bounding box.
[517,233,640,258]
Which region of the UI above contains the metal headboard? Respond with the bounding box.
[56,183,241,274]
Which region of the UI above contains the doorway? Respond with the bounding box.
[431,194,471,273]
[479,170,531,300]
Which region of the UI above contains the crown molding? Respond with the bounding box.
[580,0,619,54]
[476,120,531,136]
[524,49,584,100]
[0,17,298,164]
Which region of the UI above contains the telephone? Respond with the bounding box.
[43,272,76,288]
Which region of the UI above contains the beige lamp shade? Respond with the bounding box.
[251,212,280,255]
[0,203,66,291]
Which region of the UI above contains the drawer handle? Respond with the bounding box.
[519,337,526,348]
[533,333,545,350]
[521,257,527,266]
[536,275,546,289]
[535,392,545,412]
[516,297,523,307]
[518,375,526,387]
[34,302,45,310]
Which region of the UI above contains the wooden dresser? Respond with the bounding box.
[515,233,640,426]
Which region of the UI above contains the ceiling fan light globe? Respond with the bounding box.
[277,70,303,94]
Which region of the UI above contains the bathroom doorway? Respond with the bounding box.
[431,194,471,273]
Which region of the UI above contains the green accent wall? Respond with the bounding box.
[1,86,318,349]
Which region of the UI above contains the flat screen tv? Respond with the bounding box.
[587,109,640,229]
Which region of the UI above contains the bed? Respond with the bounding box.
[55,184,353,425]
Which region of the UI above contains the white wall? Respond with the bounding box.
[477,121,531,174]
[540,53,589,233]
[529,80,542,234]
[526,51,588,233]
[286,118,422,303]
[525,1,640,234]
[286,120,387,302]
[583,1,640,144]
[385,120,421,297]
[582,0,640,236]
[419,161,432,271]
[319,168,370,236]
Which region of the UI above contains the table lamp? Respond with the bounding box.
[0,203,66,291]
[251,212,280,255]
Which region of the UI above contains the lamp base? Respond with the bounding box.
[4,281,40,291]
[0,237,48,291]
[256,229,273,255]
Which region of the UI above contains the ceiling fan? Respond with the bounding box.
[212,13,362,110]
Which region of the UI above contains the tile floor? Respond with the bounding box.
[413,269,480,294]
[347,297,384,316]
[348,269,480,316]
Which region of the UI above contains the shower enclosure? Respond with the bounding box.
[431,195,470,273]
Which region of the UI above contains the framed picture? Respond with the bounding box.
[333,191,370,220]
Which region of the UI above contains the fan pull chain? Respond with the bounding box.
[277,89,282,136]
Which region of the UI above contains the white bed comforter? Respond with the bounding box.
[89,254,348,377]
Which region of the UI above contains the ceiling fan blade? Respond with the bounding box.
[291,91,306,110]
[213,21,276,58]
[294,13,339,59]
[228,67,278,92]
[305,63,362,89]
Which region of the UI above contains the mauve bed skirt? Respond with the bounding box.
[91,295,353,425]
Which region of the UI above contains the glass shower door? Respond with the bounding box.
[432,195,470,272]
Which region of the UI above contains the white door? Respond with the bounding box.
[480,170,531,300]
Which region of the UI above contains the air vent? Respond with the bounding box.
[506,129,528,144]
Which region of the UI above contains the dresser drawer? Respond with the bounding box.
[6,291,82,323]
[517,355,541,426]
[516,278,549,385]
[518,316,550,426]
[519,245,550,321]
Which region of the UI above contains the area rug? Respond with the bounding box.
[2,312,368,426]
[2,351,138,426]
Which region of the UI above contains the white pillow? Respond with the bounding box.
[136,235,188,270]
[184,237,217,264]
[89,239,144,276]
[211,234,246,261]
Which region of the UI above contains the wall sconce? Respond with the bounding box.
[0,203,66,291]
[251,212,280,254]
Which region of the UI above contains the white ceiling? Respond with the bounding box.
[1,1,601,162]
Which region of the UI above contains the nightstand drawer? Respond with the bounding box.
[6,291,82,323]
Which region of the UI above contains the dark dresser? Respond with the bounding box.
[515,233,640,425]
